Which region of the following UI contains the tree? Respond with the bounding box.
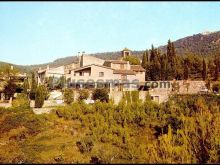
[23,78,29,94]
[30,72,37,100]
[183,59,189,80]
[35,85,47,108]
[78,89,89,101]
[167,39,172,63]
[141,50,148,68]
[150,45,156,62]
[214,55,219,81]
[3,81,17,100]
[123,56,140,65]
[202,58,207,81]
[92,88,109,102]
[63,88,74,104]
[160,54,167,80]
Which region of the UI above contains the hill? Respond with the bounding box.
[1,30,220,73]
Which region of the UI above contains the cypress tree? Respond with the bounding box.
[35,85,47,108]
[23,78,29,94]
[30,72,37,100]
[167,39,172,63]
[150,45,156,62]
[214,56,219,81]
[184,59,189,80]
[202,58,207,81]
[141,50,148,68]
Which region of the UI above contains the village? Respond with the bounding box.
[0,48,211,114]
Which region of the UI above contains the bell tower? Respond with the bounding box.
[121,47,131,58]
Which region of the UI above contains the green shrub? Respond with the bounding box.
[76,136,94,153]
[63,88,74,104]
[78,89,89,101]
[12,93,30,109]
[92,88,109,102]
[35,85,47,108]
[131,91,139,102]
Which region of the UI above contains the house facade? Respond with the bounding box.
[37,48,146,91]
[67,49,145,91]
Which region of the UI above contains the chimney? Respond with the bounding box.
[47,65,49,70]
[10,65,14,70]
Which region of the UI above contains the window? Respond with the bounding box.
[99,72,104,77]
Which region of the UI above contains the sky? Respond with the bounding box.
[0,2,220,65]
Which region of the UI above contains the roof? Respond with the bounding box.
[130,65,145,72]
[122,47,131,51]
[73,64,113,72]
[105,60,128,64]
[113,69,136,75]
[38,69,46,74]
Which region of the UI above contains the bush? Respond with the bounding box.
[63,88,74,104]
[35,85,47,108]
[3,81,17,99]
[76,136,94,153]
[78,89,89,101]
[92,88,109,102]
[212,83,220,93]
[131,91,139,102]
[12,93,30,109]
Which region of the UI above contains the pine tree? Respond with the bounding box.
[214,56,219,81]
[202,58,207,81]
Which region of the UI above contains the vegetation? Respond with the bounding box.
[12,93,30,109]
[0,94,219,163]
[3,81,17,100]
[92,88,109,102]
[123,56,141,65]
[63,88,74,104]
[35,85,48,108]
[78,89,89,101]
[29,72,37,100]
[141,39,220,81]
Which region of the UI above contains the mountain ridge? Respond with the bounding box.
[1,30,220,73]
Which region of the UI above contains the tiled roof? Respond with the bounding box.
[130,65,145,72]
[38,69,46,74]
[113,69,136,75]
[73,64,113,72]
[105,60,128,64]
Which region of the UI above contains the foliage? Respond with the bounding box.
[23,78,30,94]
[35,85,48,108]
[12,93,30,109]
[63,88,74,104]
[0,94,220,163]
[3,80,17,99]
[29,72,37,100]
[123,56,140,65]
[78,89,89,101]
[92,88,109,102]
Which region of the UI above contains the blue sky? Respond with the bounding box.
[0,2,220,65]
